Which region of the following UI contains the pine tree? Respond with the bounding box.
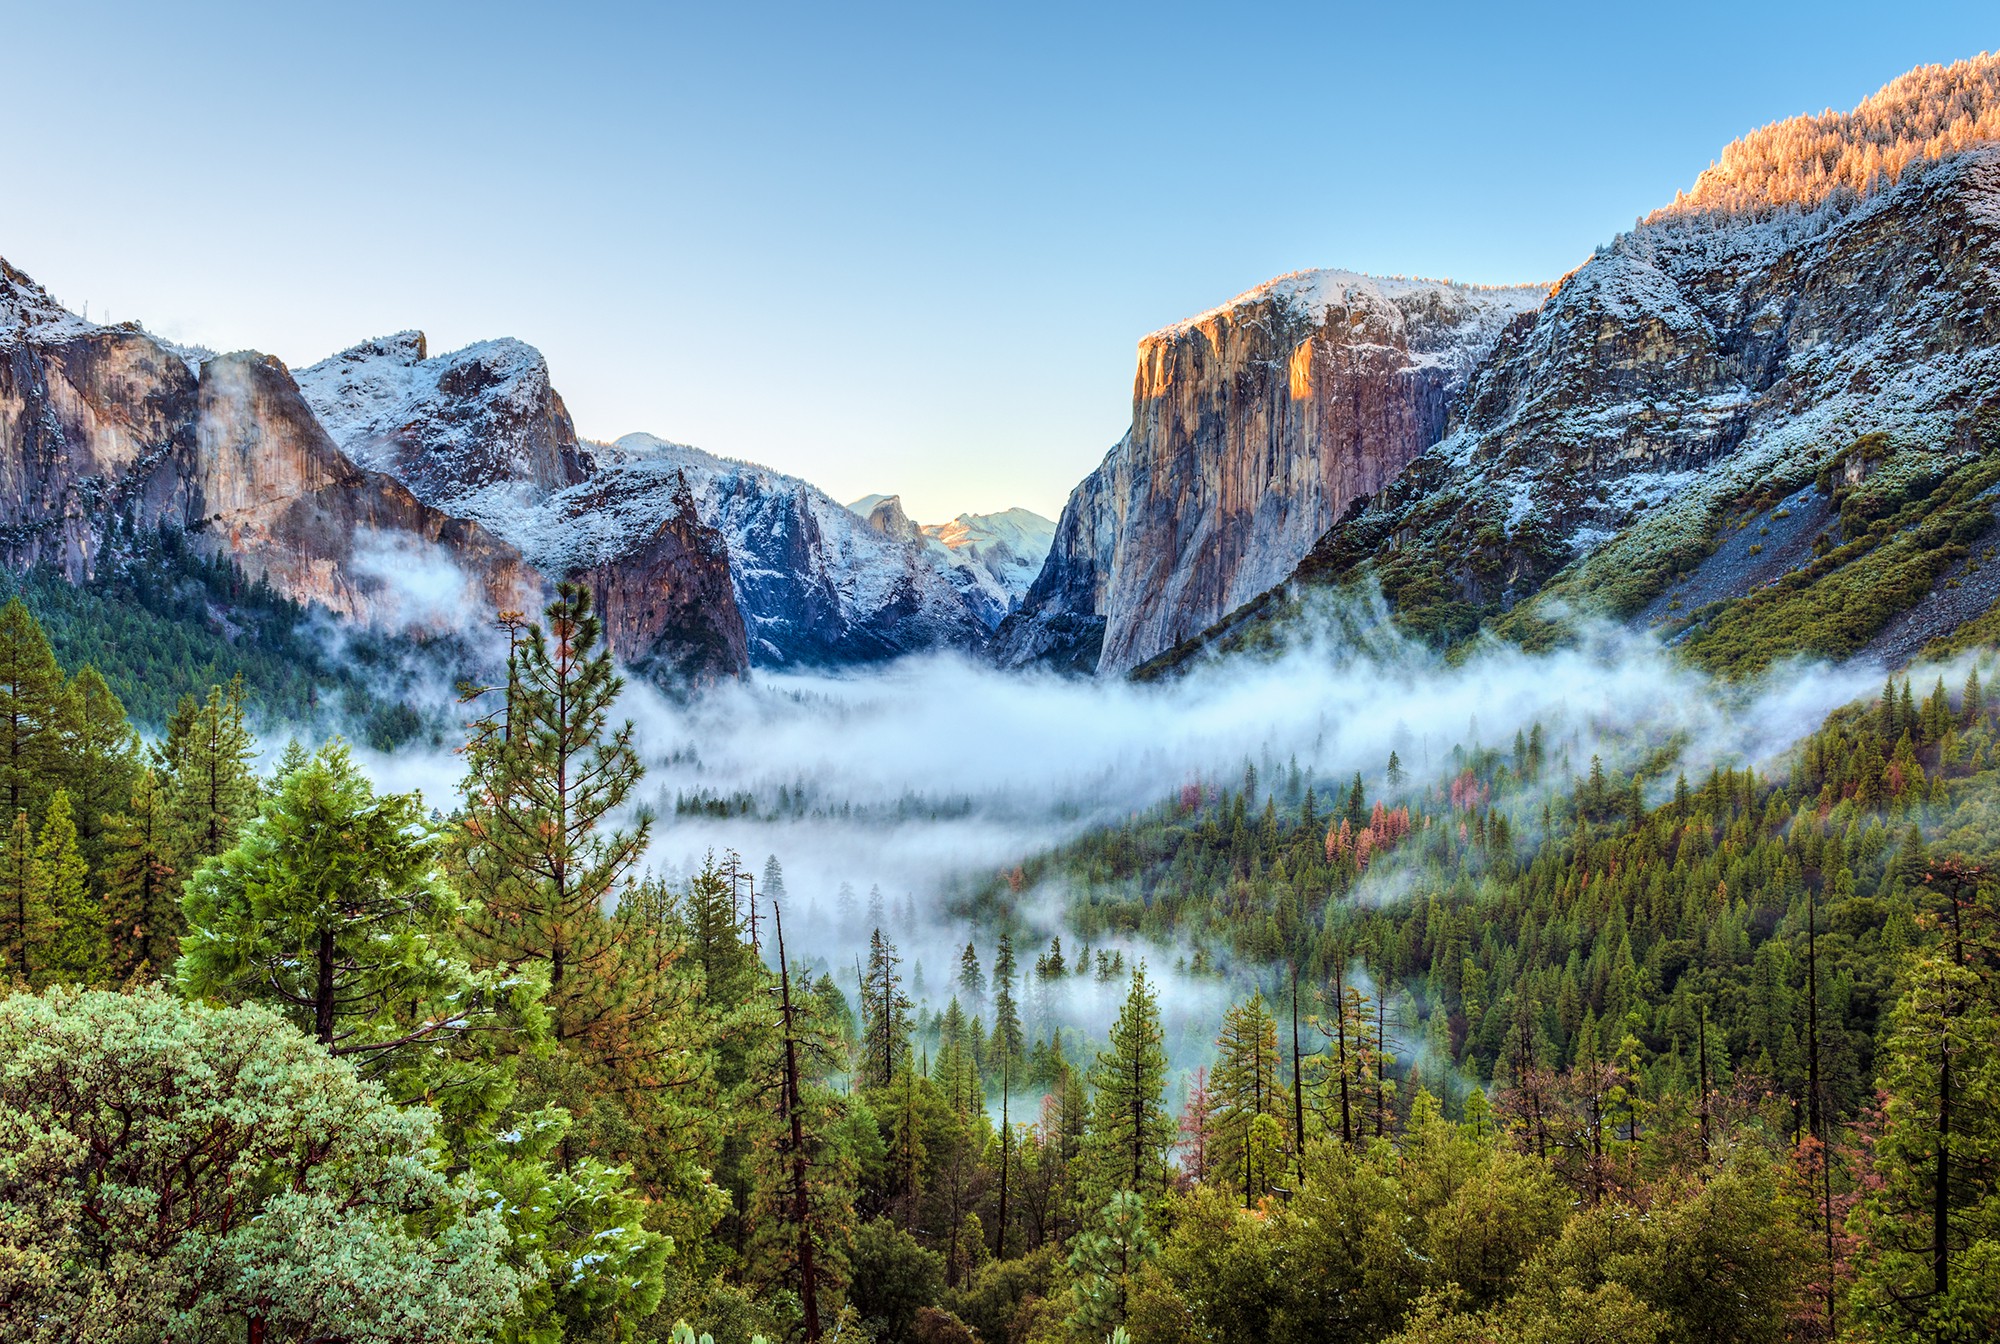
[0,599,68,827]
[54,664,138,880]
[159,677,258,879]
[102,768,179,981]
[30,790,99,987]
[0,809,40,982]
[1082,964,1174,1203]
[957,941,985,1017]
[1212,993,1285,1205]
[177,742,488,1067]
[861,927,913,1087]
[458,585,649,1050]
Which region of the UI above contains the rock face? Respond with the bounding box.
[0,261,541,632]
[999,272,1545,674]
[296,331,594,512]
[590,437,989,666]
[1150,143,2000,674]
[571,475,750,684]
[294,333,749,684]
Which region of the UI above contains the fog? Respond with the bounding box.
[325,591,1909,1097]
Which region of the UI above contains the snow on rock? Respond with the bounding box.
[295,331,593,512]
[536,434,991,666]
[1004,269,1548,674]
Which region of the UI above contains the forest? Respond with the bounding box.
[0,582,1996,1344]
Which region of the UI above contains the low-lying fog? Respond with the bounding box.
[340,596,1891,1073]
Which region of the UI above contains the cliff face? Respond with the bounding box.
[1000,273,1545,674]
[186,351,544,629]
[1145,143,2000,675]
[586,438,989,665]
[0,264,543,633]
[295,331,593,511]
[574,474,750,685]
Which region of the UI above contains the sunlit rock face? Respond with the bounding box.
[999,272,1545,674]
[1142,142,2000,673]
[0,261,540,632]
[187,351,543,629]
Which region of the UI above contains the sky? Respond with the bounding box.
[4,2,1997,521]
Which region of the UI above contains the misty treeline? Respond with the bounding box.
[2,582,1998,1344]
[954,665,2000,1341]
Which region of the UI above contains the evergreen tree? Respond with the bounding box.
[56,663,138,878]
[1212,993,1286,1205]
[30,790,99,987]
[0,808,41,982]
[458,585,649,1049]
[177,742,499,1079]
[159,676,258,879]
[1082,964,1174,1204]
[0,598,68,826]
[102,768,180,981]
[862,927,914,1087]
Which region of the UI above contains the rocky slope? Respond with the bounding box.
[296,330,596,511]
[0,259,542,634]
[580,437,990,666]
[997,272,1546,674]
[1141,95,2000,677]
[295,334,1020,670]
[852,493,1055,630]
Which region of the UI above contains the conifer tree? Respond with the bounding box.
[0,599,68,826]
[159,676,258,878]
[458,584,649,1049]
[1212,993,1285,1205]
[30,790,99,987]
[0,808,41,982]
[56,664,138,877]
[102,768,179,981]
[1082,964,1174,1203]
[862,927,913,1087]
[957,941,985,1017]
[177,742,493,1071]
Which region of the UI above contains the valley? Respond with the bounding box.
[6,43,2000,1344]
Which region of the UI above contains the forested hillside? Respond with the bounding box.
[2,577,1997,1343]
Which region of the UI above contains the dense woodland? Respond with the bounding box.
[1,581,1997,1344]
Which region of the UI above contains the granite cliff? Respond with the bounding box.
[0,260,541,632]
[997,273,1545,674]
[1138,57,2000,678]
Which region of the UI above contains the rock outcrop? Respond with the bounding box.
[295,333,749,683]
[585,437,989,666]
[0,261,541,633]
[296,331,595,512]
[1143,139,2000,675]
[1000,273,1545,674]
[572,474,750,685]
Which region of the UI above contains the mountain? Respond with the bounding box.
[588,436,990,665]
[996,272,1547,674]
[0,259,543,635]
[1137,54,2000,679]
[847,494,1056,630]
[293,331,748,682]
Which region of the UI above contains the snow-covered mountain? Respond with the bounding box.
[997,271,1547,674]
[846,494,1055,629]
[1137,53,2000,677]
[594,437,991,665]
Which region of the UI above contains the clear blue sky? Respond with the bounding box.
[5,2,1995,520]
